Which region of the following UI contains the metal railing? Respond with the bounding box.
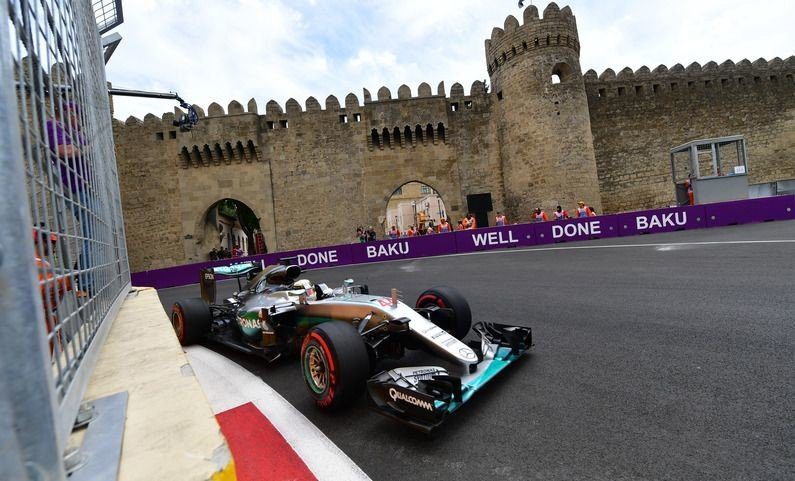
[1,0,130,479]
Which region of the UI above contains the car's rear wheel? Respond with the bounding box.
[171,298,212,346]
[300,321,370,410]
[416,286,472,339]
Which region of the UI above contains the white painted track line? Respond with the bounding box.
[185,346,371,481]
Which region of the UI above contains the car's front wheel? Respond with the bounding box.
[416,286,472,339]
[300,321,370,410]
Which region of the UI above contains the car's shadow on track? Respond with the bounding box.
[209,340,539,443]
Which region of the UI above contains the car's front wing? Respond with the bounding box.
[366,322,532,433]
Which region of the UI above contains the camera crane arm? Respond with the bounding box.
[108,87,199,131]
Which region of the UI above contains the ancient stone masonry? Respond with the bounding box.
[113,2,795,272]
[585,57,795,212]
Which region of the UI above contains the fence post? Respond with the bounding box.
[0,1,67,479]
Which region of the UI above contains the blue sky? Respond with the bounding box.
[106,0,795,120]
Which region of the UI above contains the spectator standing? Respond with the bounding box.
[388,226,400,239]
[553,205,569,221]
[455,221,465,231]
[426,226,434,235]
[367,226,377,242]
[532,207,548,222]
[357,226,366,243]
[463,213,477,230]
[231,244,242,258]
[47,101,93,293]
[209,248,219,260]
[495,212,507,226]
[437,218,451,233]
[575,201,595,218]
[406,225,416,237]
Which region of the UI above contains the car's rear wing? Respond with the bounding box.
[199,261,263,304]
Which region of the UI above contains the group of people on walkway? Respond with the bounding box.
[530,201,597,222]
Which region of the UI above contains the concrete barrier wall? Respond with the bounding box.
[133,196,794,289]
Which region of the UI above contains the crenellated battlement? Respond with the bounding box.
[113,80,489,131]
[584,56,795,102]
[485,3,579,77]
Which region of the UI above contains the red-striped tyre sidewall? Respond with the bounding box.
[171,305,186,344]
[301,331,337,408]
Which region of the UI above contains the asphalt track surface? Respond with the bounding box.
[159,222,795,481]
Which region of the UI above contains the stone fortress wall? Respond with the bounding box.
[113,2,795,272]
[584,59,795,213]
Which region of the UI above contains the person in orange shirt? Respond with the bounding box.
[531,207,548,222]
[34,226,81,352]
[406,225,416,237]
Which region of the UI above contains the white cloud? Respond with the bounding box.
[106,0,794,120]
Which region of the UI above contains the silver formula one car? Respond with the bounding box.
[171,259,532,432]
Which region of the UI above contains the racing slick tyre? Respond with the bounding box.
[171,298,212,346]
[301,321,370,410]
[416,286,472,339]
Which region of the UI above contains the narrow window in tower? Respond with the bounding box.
[511,46,516,56]
[704,80,712,88]
[382,128,391,148]
[687,81,694,88]
[451,102,459,112]
[670,82,678,90]
[267,121,275,129]
[721,78,729,87]
[635,85,644,95]
[353,113,362,122]
[617,87,626,96]
[770,75,778,83]
[534,38,539,47]
[464,100,473,109]
[404,126,412,143]
[280,120,288,129]
[371,129,380,148]
[737,77,745,85]
[598,88,606,98]
[522,41,527,50]
[497,91,503,101]
[753,76,761,84]
[339,114,348,123]
[169,131,177,139]
[652,84,660,93]
[546,35,550,46]
[155,132,164,141]
[786,74,794,83]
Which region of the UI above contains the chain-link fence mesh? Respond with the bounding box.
[1,0,130,476]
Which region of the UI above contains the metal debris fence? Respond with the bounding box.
[1,0,130,478]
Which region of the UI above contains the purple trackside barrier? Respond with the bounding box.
[283,243,354,270]
[454,224,536,253]
[618,205,707,237]
[131,252,279,289]
[132,196,795,289]
[532,215,620,244]
[350,233,458,263]
[704,195,795,227]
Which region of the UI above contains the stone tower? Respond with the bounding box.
[487,3,602,219]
